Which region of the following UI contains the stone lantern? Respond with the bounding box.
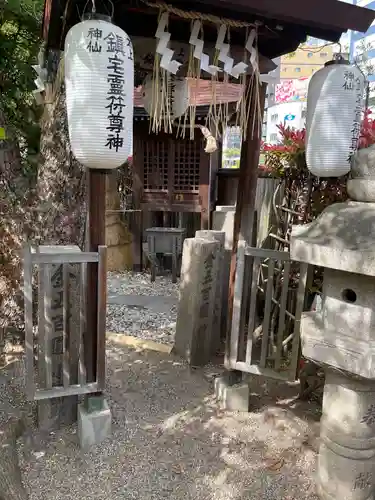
[290,145,375,500]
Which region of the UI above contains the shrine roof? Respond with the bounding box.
[43,0,375,61]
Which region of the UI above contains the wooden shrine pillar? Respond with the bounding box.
[225,81,267,364]
[86,169,106,384]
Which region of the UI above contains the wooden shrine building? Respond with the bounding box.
[132,79,243,230]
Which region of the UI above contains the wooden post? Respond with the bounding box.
[199,144,211,230]
[86,169,107,384]
[225,82,267,364]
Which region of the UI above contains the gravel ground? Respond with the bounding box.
[106,271,180,345]
[9,341,321,500]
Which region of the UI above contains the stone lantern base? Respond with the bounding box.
[291,145,375,500]
[318,369,375,500]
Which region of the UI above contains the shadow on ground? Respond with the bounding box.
[10,341,321,500]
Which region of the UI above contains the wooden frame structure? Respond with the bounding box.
[227,244,308,381]
[23,246,107,401]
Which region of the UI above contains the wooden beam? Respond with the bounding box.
[225,80,267,364]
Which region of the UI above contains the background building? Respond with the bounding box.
[262,39,335,144]
[348,0,375,84]
[266,101,307,143]
[279,44,334,79]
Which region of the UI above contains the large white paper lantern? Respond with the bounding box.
[65,17,134,169]
[142,75,189,120]
[306,61,365,177]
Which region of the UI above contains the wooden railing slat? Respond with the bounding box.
[43,265,53,389]
[79,262,87,386]
[260,259,275,368]
[275,260,291,371]
[246,256,261,366]
[23,247,35,400]
[31,252,99,265]
[96,246,107,391]
[62,263,70,389]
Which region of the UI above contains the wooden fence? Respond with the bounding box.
[227,243,308,381]
[23,245,106,401]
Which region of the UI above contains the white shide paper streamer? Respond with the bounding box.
[189,20,221,76]
[155,12,182,75]
[245,29,258,73]
[215,25,247,79]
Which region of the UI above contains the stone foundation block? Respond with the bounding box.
[78,399,111,449]
[214,375,249,412]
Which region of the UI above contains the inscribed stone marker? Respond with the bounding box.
[174,238,219,366]
[195,230,225,354]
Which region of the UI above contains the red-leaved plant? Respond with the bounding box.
[262,110,375,177]
[261,124,306,177]
[358,109,375,150]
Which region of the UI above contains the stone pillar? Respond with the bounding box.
[319,370,375,500]
[36,246,81,431]
[195,230,225,355]
[174,238,219,366]
[212,207,235,338]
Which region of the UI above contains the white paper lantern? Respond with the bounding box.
[306,61,365,177]
[142,75,189,120]
[64,18,134,169]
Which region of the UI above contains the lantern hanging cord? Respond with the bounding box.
[79,0,114,18]
[140,0,258,28]
[296,42,336,53]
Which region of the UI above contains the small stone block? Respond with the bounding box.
[84,394,105,413]
[78,399,111,449]
[214,375,249,412]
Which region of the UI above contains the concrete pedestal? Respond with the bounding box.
[318,370,375,500]
[78,399,112,449]
[214,373,249,412]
